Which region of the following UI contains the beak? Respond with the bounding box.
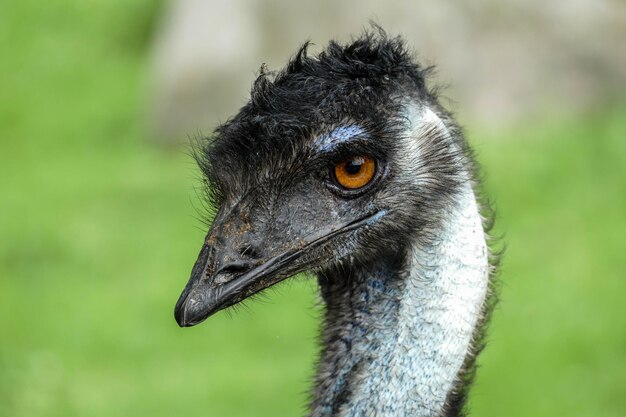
[174,210,386,327]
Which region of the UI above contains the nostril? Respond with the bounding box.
[213,247,262,284]
[219,261,254,274]
[238,245,262,260]
[213,260,257,284]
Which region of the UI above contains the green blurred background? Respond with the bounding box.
[1,1,625,417]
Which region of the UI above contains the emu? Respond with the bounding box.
[174,30,497,417]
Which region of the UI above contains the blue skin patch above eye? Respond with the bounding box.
[316,125,365,152]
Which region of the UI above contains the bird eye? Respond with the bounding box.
[333,156,376,190]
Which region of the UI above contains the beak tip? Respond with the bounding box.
[174,291,194,327]
[174,311,187,328]
[174,303,188,327]
[174,291,213,328]
[174,306,201,328]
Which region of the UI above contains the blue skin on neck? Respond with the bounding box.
[314,259,404,417]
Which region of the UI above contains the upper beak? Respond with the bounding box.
[174,210,386,327]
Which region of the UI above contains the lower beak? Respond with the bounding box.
[174,210,386,327]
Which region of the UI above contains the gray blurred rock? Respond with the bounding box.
[149,0,626,141]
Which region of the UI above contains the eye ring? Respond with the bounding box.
[333,155,377,190]
[327,155,381,198]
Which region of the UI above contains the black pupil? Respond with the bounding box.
[345,158,363,175]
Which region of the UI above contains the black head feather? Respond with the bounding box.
[198,29,436,202]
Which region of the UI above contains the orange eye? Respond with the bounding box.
[334,156,376,190]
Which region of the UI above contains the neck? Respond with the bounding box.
[309,184,489,417]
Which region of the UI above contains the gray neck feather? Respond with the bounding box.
[309,182,489,417]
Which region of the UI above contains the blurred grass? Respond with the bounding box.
[1,1,625,416]
[470,108,626,417]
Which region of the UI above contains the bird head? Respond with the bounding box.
[175,31,468,327]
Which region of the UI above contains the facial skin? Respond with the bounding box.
[175,123,393,326]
